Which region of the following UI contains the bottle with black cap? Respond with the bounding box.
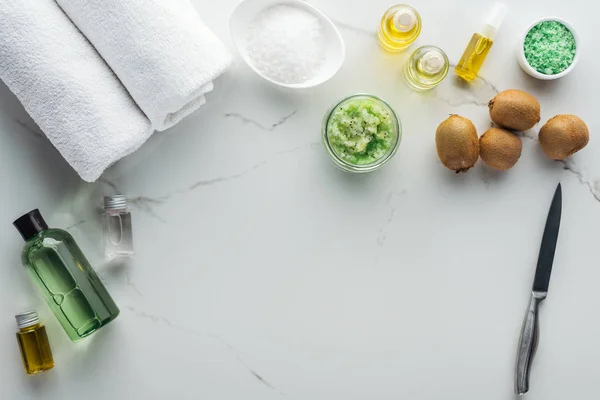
[13,209,120,342]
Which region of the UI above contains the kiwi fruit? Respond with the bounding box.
[436,115,479,173]
[539,114,589,160]
[489,89,541,131]
[479,128,522,170]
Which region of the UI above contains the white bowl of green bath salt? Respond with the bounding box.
[230,0,345,89]
[518,17,579,80]
[322,94,401,173]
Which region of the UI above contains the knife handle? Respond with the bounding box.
[515,291,546,395]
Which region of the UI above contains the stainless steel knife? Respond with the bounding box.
[515,183,562,395]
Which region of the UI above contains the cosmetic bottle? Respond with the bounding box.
[14,209,120,342]
[404,45,449,90]
[377,4,422,52]
[103,195,134,259]
[15,311,54,375]
[455,2,507,81]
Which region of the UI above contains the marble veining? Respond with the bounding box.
[561,159,600,202]
[108,143,320,225]
[224,109,299,131]
[124,305,286,395]
[329,17,376,37]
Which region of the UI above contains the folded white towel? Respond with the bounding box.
[56,0,232,131]
[0,0,153,182]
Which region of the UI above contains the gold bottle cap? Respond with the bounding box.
[393,8,417,32]
[15,311,40,329]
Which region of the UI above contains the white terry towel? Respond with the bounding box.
[56,0,233,131]
[0,0,153,182]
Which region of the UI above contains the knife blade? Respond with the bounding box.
[532,184,562,292]
[515,183,562,395]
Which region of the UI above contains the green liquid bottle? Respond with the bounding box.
[14,209,120,342]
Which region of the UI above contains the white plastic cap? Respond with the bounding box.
[421,50,445,74]
[482,2,508,38]
[393,8,417,32]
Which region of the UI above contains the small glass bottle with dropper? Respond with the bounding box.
[377,4,422,52]
[15,311,55,375]
[404,45,449,91]
[103,195,134,259]
[455,2,508,81]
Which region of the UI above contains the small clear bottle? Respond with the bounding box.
[377,4,422,52]
[103,195,134,259]
[404,46,449,91]
[15,311,55,375]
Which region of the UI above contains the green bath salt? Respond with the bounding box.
[523,21,576,75]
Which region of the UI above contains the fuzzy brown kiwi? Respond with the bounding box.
[488,89,541,131]
[539,114,589,160]
[435,115,479,173]
[479,128,522,170]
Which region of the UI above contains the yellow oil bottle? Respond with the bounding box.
[404,46,449,91]
[455,3,507,81]
[377,5,421,52]
[15,311,54,375]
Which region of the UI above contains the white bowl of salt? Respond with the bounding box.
[230,0,345,89]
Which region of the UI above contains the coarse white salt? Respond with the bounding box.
[246,4,325,85]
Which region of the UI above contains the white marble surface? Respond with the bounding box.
[1,0,599,399]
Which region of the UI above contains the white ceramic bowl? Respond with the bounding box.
[517,17,579,80]
[229,0,345,89]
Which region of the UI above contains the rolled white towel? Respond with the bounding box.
[56,0,232,131]
[0,0,153,182]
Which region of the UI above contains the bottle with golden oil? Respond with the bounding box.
[455,2,507,81]
[404,45,449,91]
[378,4,421,52]
[15,311,55,375]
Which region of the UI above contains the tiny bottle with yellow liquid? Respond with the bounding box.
[378,4,421,52]
[15,311,55,375]
[404,45,449,91]
[455,3,507,81]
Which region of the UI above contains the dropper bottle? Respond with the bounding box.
[377,4,422,52]
[454,3,508,81]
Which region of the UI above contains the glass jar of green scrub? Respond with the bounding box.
[322,94,401,173]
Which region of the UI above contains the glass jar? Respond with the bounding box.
[15,311,54,375]
[322,94,401,173]
[377,4,422,52]
[404,45,449,91]
[103,195,134,259]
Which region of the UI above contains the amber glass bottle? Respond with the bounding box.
[16,311,55,375]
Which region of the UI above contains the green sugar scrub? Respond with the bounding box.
[323,94,400,172]
[524,21,576,75]
[328,100,392,163]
